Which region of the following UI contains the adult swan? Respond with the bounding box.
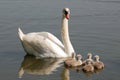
[18,8,75,58]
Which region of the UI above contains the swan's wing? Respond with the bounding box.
[22,32,67,57]
[18,28,63,49]
[35,32,64,50]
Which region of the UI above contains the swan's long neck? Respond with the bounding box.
[61,17,75,56]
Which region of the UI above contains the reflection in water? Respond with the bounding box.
[82,68,104,77]
[18,55,104,79]
[61,65,104,80]
[83,71,94,77]
[18,55,65,78]
[61,66,83,80]
[61,68,70,80]
[94,68,104,74]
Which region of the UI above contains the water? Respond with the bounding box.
[0,0,120,80]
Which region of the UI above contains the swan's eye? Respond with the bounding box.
[64,10,68,15]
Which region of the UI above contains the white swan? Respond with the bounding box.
[18,8,75,58]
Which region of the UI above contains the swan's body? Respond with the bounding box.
[94,55,104,69]
[64,54,82,67]
[18,8,75,58]
[64,53,76,67]
[82,60,94,72]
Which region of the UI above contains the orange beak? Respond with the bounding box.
[65,14,70,19]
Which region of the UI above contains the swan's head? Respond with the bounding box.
[63,8,70,19]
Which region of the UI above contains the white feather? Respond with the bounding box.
[18,8,75,58]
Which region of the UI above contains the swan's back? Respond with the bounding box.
[18,28,68,57]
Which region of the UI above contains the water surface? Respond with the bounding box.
[0,0,120,80]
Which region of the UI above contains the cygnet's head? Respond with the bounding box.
[87,53,92,59]
[76,54,82,60]
[62,8,70,19]
[94,55,100,61]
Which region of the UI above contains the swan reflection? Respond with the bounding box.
[61,68,70,80]
[18,55,65,78]
[18,55,104,79]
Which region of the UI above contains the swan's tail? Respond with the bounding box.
[18,28,24,40]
